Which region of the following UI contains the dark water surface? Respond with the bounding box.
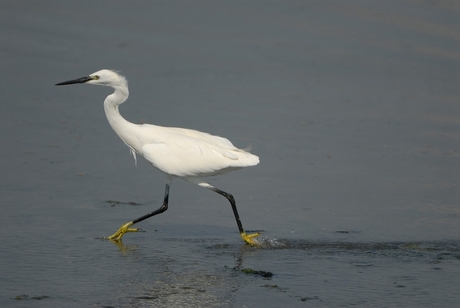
[1,1,459,307]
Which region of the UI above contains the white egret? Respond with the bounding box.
[56,69,260,246]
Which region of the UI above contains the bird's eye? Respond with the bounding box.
[93,75,100,80]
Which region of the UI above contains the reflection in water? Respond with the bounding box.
[102,237,459,307]
[129,271,234,307]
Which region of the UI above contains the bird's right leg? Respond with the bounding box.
[207,186,261,247]
[106,178,171,241]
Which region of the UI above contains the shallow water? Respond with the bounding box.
[1,0,459,307]
[4,231,460,307]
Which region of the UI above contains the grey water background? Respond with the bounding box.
[1,1,459,307]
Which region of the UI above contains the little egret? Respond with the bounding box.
[56,69,260,246]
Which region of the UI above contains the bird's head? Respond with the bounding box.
[56,69,127,88]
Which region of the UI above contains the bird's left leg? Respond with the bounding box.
[208,186,261,247]
[106,177,171,241]
[105,221,140,241]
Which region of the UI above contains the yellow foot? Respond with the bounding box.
[106,221,140,241]
[240,232,261,247]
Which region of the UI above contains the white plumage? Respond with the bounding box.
[56,69,261,246]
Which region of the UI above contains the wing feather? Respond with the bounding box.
[140,127,258,177]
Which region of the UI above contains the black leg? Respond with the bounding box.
[208,187,245,234]
[133,182,170,224]
[106,181,171,241]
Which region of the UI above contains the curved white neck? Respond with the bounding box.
[103,87,141,153]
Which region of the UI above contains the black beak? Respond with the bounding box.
[55,76,93,86]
